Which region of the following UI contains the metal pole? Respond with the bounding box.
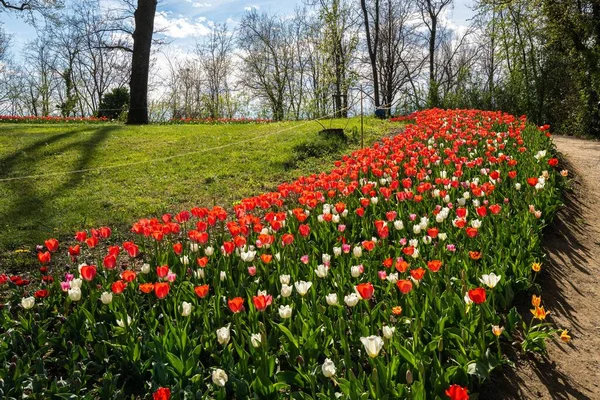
[360,85,364,148]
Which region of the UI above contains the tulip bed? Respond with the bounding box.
[0,115,110,124]
[0,109,564,399]
[166,117,273,125]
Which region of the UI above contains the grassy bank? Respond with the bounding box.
[0,118,391,254]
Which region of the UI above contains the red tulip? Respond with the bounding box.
[103,254,116,270]
[427,260,442,272]
[37,251,51,265]
[80,265,97,281]
[252,294,272,311]
[299,224,311,237]
[44,238,59,253]
[121,270,136,283]
[85,236,99,248]
[468,288,486,304]
[34,289,49,298]
[153,387,171,400]
[111,280,126,294]
[197,257,208,267]
[410,267,426,280]
[194,284,209,298]
[281,233,294,245]
[75,231,87,242]
[362,240,375,251]
[156,265,169,278]
[445,384,469,400]
[108,245,120,257]
[173,243,183,255]
[355,283,374,300]
[228,297,245,313]
[465,227,478,238]
[99,226,112,238]
[154,282,170,299]
[68,244,81,257]
[396,279,413,294]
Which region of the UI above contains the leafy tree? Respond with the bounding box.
[98,87,129,119]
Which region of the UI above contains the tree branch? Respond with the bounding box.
[0,0,31,10]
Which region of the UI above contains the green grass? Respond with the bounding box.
[0,118,393,253]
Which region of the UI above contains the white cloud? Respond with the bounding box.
[244,5,260,11]
[189,1,212,7]
[154,11,212,38]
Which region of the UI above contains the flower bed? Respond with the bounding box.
[0,115,109,124]
[166,117,273,125]
[0,109,565,399]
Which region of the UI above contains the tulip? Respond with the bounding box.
[216,325,230,345]
[321,358,336,378]
[360,335,384,358]
[220,271,226,281]
[294,281,312,296]
[355,283,374,300]
[382,325,395,339]
[180,301,192,317]
[21,296,35,309]
[205,246,214,256]
[116,315,132,328]
[560,329,571,343]
[212,368,228,387]
[280,274,291,285]
[248,266,257,276]
[68,287,82,301]
[492,325,504,337]
[480,273,501,288]
[195,284,210,298]
[228,297,245,313]
[445,384,469,400]
[153,387,171,400]
[281,284,293,297]
[251,333,262,348]
[315,264,328,278]
[278,305,292,319]
[154,282,170,299]
[326,293,338,306]
[141,263,151,274]
[252,295,272,311]
[353,246,362,258]
[100,292,113,305]
[532,262,542,272]
[468,288,486,304]
[344,293,359,307]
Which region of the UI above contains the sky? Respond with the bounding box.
[1,0,476,61]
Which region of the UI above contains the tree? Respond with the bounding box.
[360,0,380,107]
[417,0,453,107]
[127,0,157,124]
[238,10,294,121]
[98,87,129,119]
[0,0,59,11]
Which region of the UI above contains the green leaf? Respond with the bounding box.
[166,352,184,376]
[276,323,299,349]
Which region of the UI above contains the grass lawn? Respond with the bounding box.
[0,118,393,256]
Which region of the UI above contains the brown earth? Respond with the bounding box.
[482,136,600,399]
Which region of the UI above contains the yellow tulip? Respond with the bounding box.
[531,294,541,308]
[560,330,571,343]
[532,262,542,272]
[530,306,549,320]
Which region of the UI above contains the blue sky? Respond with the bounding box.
[1,0,475,59]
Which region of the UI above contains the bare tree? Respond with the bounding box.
[416,0,453,107]
[238,10,294,121]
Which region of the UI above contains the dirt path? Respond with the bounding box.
[483,136,600,399]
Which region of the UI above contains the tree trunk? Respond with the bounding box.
[361,0,380,108]
[127,0,157,125]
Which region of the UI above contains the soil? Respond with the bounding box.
[481,136,600,399]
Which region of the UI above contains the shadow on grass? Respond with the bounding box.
[480,153,591,400]
[0,125,120,249]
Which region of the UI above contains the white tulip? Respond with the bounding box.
[279,274,291,285]
[480,273,502,288]
[438,233,447,241]
[471,219,482,229]
[322,358,336,378]
[68,287,81,301]
[205,246,214,256]
[116,315,132,328]
[189,243,199,252]
[216,325,230,345]
[322,254,331,264]
[212,368,228,387]
[141,263,151,274]
[353,246,362,258]
[279,305,293,319]
[394,220,404,230]
[382,325,395,339]
[315,264,328,278]
[281,284,293,298]
[386,273,398,283]
[294,281,312,296]
[21,296,35,309]
[333,247,342,257]
[70,278,82,289]
[344,293,359,307]
[220,271,226,281]
[100,292,113,305]
[360,335,384,358]
[180,301,193,317]
[326,293,338,306]
[251,333,262,348]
